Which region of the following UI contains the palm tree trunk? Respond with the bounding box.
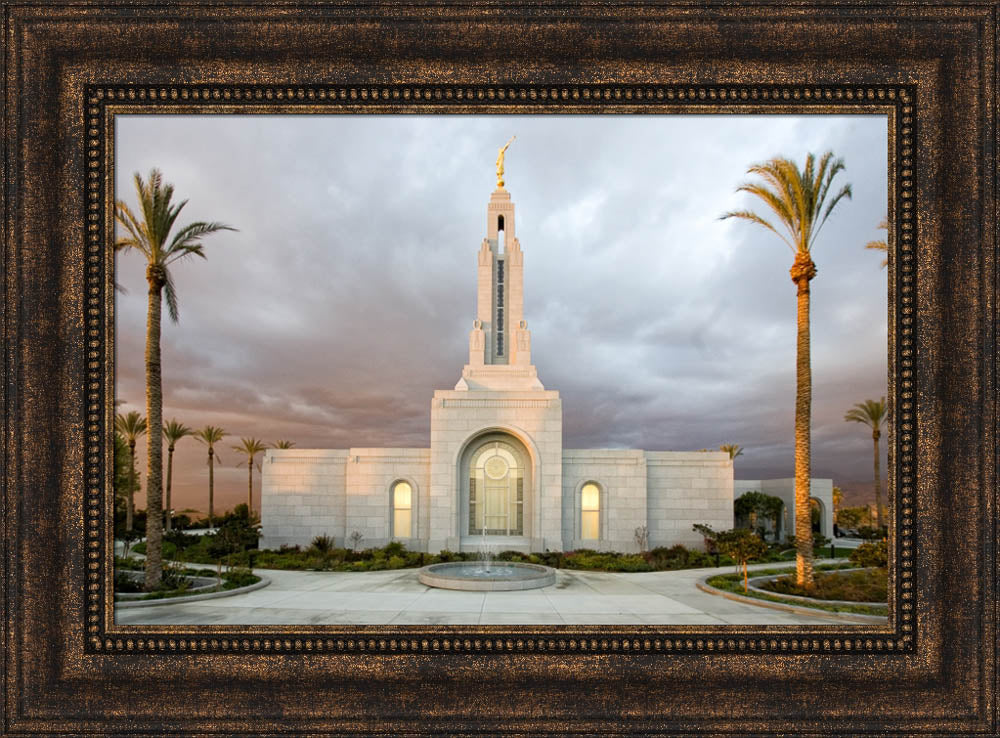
[165,444,174,532]
[247,460,253,516]
[127,439,136,532]
[208,447,215,529]
[872,431,882,531]
[792,257,816,588]
[144,278,165,591]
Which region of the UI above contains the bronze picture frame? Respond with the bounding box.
[2,2,996,734]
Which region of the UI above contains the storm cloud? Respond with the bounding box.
[115,114,889,515]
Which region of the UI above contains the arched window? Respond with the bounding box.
[581,482,601,540]
[392,481,412,538]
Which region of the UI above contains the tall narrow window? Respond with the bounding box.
[495,258,505,356]
[392,481,412,538]
[581,482,600,540]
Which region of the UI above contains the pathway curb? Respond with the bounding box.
[116,575,271,609]
[695,576,888,624]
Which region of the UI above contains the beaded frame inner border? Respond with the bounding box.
[86,83,915,657]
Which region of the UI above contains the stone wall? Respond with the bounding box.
[259,449,349,550]
[646,451,734,550]
[561,450,647,552]
[259,447,431,551]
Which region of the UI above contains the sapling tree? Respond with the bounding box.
[714,528,769,593]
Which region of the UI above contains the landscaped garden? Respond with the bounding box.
[121,509,853,576]
[704,540,889,616]
[115,556,260,601]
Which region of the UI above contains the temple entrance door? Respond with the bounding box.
[468,440,524,536]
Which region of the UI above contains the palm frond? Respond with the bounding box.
[163,268,180,323]
[844,397,888,428]
[720,209,795,251]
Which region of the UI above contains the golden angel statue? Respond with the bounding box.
[496,136,516,188]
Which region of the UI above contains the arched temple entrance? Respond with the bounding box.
[458,432,534,547]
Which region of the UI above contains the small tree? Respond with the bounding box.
[715,529,769,593]
[205,517,260,583]
[348,531,364,552]
[719,444,744,460]
[633,525,649,553]
[692,523,718,553]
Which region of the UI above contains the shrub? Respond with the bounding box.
[310,534,335,553]
[387,555,406,569]
[857,526,884,541]
[164,529,200,549]
[114,571,143,593]
[222,567,258,588]
[383,541,406,557]
[849,540,888,568]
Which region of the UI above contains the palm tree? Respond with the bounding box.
[115,168,235,590]
[721,151,852,587]
[865,218,889,268]
[114,411,147,532]
[719,443,744,460]
[194,426,226,529]
[844,397,888,530]
[162,419,193,532]
[274,439,296,449]
[233,438,269,517]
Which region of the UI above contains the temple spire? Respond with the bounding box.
[455,177,542,391]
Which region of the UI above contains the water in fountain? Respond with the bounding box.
[475,537,496,576]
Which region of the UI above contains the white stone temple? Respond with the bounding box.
[260,177,833,553]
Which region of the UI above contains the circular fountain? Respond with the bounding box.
[418,560,556,591]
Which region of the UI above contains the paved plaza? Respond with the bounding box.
[116,560,861,626]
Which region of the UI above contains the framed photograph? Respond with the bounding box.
[3,2,996,735]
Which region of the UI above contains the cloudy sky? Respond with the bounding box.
[115,114,889,517]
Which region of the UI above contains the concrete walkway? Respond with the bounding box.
[116,560,854,626]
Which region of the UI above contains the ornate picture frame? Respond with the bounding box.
[2,2,996,734]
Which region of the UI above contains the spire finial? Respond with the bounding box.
[496,136,516,189]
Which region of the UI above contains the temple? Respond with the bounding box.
[260,165,832,553]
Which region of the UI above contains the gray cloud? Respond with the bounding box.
[116,114,889,514]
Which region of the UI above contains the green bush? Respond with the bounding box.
[387,555,406,569]
[310,534,335,553]
[383,541,406,557]
[114,571,143,593]
[849,540,888,568]
[222,567,259,588]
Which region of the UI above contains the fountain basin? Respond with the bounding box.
[418,561,556,591]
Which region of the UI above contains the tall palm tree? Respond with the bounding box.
[719,443,744,460]
[114,411,147,532]
[234,438,269,517]
[721,151,852,587]
[162,419,193,532]
[274,439,296,449]
[116,168,235,590]
[865,218,889,268]
[844,397,888,530]
[194,426,226,529]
